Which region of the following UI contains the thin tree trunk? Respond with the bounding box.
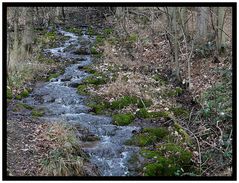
[216,7,226,54]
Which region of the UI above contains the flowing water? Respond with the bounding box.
[23,27,140,176]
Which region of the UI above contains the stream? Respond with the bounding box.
[23,26,140,176]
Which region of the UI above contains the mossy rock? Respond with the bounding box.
[82,66,96,74]
[88,102,110,114]
[77,84,88,95]
[144,157,178,176]
[7,88,13,99]
[83,74,108,85]
[86,96,110,114]
[15,89,29,100]
[142,143,192,176]
[32,109,44,117]
[125,127,168,146]
[136,108,170,119]
[157,143,192,166]
[143,127,169,138]
[48,73,61,81]
[110,96,139,110]
[112,113,135,126]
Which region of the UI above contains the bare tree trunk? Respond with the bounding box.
[22,7,34,58]
[216,7,226,54]
[196,7,209,43]
[172,7,181,81]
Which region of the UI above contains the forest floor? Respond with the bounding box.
[6,10,233,177]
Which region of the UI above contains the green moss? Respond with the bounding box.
[103,28,113,35]
[143,127,169,138]
[86,96,110,115]
[95,35,105,45]
[112,113,135,126]
[157,143,192,165]
[16,102,34,110]
[144,158,178,176]
[136,108,150,118]
[88,26,96,35]
[125,133,154,146]
[125,127,168,146]
[65,27,83,35]
[77,84,88,95]
[7,88,13,99]
[136,108,170,119]
[83,74,108,85]
[90,47,101,55]
[174,122,191,143]
[88,102,109,114]
[45,31,57,41]
[48,73,61,81]
[170,107,189,118]
[82,66,96,74]
[142,143,192,176]
[32,109,44,117]
[153,74,168,85]
[15,89,29,100]
[110,96,139,110]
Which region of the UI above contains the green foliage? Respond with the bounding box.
[112,113,135,126]
[82,66,96,74]
[95,35,105,45]
[174,122,191,143]
[199,69,232,124]
[83,74,108,85]
[136,108,170,119]
[77,84,88,95]
[7,88,13,99]
[45,31,57,41]
[15,89,29,100]
[90,47,100,55]
[87,97,110,115]
[65,27,83,35]
[127,33,138,43]
[16,102,34,110]
[137,98,153,108]
[110,96,152,110]
[32,109,44,117]
[37,53,55,64]
[169,107,189,118]
[153,74,168,85]
[48,73,60,81]
[88,26,96,35]
[125,127,168,146]
[103,28,113,35]
[110,96,138,110]
[144,158,178,176]
[142,143,192,176]
[164,87,183,97]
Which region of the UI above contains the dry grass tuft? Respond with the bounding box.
[38,122,95,176]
